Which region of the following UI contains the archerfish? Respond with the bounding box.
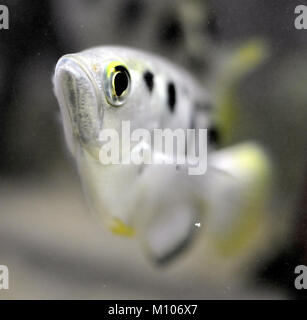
[53,46,272,264]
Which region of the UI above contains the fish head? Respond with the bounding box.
[53,47,160,160]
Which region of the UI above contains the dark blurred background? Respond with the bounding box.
[0,0,307,299]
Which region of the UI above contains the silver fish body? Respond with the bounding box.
[53,46,272,266]
[54,46,209,224]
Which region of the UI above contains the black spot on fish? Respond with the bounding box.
[118,0,145,28]
[167,82,176,113]
[208,126,220,145]
[143,71,154,92]
[158,16,184,47]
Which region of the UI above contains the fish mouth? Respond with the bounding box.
[54,55,102,156]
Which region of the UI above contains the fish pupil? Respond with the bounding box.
[114,71,129,96]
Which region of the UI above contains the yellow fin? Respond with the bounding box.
[215,39,269,145]
[109,218,135,237]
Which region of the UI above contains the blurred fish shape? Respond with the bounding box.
[53,46,272,266]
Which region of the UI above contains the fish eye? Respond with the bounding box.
[103,62,131,107]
